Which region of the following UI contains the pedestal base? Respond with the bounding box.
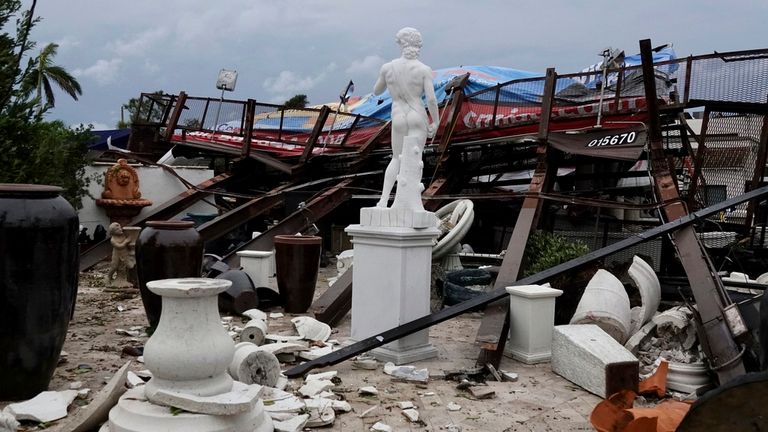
[503,347,552,364]
[346,209,439,365]
[103,388,273,432]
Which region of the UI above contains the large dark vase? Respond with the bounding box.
[0,184,79,400]
[274,235,322,313]
[135,221,203,328]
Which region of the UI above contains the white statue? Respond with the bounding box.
[374,27,440,210]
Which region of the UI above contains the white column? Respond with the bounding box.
[346,209,439,364]
[504,284,563,364]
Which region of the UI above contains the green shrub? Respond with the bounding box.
[522,231,590,277]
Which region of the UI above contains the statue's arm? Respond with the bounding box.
[373,65,388,96]
[423,70,439,137]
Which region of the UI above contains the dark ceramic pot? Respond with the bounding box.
[135,221,203,328]
[0,184,79,400]
[274,235,322,313]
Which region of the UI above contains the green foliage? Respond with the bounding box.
[120,90,166,127]
[0,0,92,208]
[284,94,309,109]
[522,231,590,277]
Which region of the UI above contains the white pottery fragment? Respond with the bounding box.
[397,401,415,409]
[447,401,462,411]
[570,269,631,343]
[627,255,661,334]
[273,414,309,432]
[4,390,79,423]
[305,405,335,427]
[298,379,334,398]
[0,411,20,432]
[358,386,378,396]
[241,318,268,345]
[242,308,268,322]
[291,316,332,342]
[402,408,419,422]
[370,421,393,432]
[305,371,338,382]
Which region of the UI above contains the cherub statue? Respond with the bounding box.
[105,222,135,287]
[374,27,440,209]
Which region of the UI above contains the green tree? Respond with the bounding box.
[118,90,167,128]
[22,42,82,114]
[284,94,308,109]
[0,0,93,208]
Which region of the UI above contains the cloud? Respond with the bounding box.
[345,55,385,75]
[262,63,337,94]
[109,27,169,57]
[73,58,123,85]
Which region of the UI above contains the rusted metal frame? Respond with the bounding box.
[197,193,284,244]
[339,114,361,148]
[491,84,501,129]
[174,134,295,174]
[428,74,470,186]
[687,100,768,115]
[278,109,285,141]
[201,99,211,129]
[474,68,558,369]
[222,178,355,266]
[612,65,625,110]
[163,92,186,140]
[79,173,234,271]
[297,105,332,166]
[745,109,768,229]
[284,182,768,378]
[686,106,711,209]
[311,264,353,326]
[350,122,391,170]
[241,99,256,158]
[683,56,693,105]
[641,38,745,384]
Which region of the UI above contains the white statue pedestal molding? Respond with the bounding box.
[346,209,439,364]
[104,278,273,432]
[503,284,563,364]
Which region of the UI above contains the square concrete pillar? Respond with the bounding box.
[504,284,563,364]
[345,208,439,364]
[236,250,275,291]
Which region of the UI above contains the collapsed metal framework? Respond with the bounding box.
[90,41,768,387]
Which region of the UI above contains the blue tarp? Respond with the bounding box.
[89,129,131,150]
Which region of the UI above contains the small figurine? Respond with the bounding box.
[105,222,135,288]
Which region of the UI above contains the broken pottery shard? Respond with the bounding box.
[352,355,379,370]
[270,312,284,318]
[358,405,379,418]
[299,379,334,398]
[305,405,335,427]
[370,421,393,432]
[273,414,309,432]
[304,397,350,413]
[265,334,305,343]
[628,255,661,334]
[57,361,130,432]
[551,324,639,398]
[306,370,338,382]
[570,269,631,344]
[126,371,145,388]
[291,316,332,342]
[0,411,19,432]
[242,308,268,322]
[256,342,309,355]
[383,362,429,383]
[397,401,415,409]
[261,387,305,414]
[4,390,79,423]
[447,401,462,411]
[402,408,420,422]
[500,371,519,382]
[624,319,658,355]
[230,342,282,387]
[298,344,334,361]
[241,318,268,345]
[358,386,379,396]
[151,382,262,416]
[468,386,496,399]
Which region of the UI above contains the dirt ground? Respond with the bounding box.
[1,262,600,432]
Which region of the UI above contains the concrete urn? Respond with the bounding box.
[143,278,235,401]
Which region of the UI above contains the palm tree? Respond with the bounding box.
[23,42,82,113]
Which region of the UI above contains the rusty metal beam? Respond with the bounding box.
[79,173,233,271]
[222,178,355,267]
[474,68,558,368]
[163,92,186,141]
[241,99,256,158]
[641,38,745,384]
[284,182,768,378]
[297,105,332,166]
[350,122,391,171]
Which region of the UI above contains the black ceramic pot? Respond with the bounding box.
[0,184,79,400]
[135,221,203,328]
[274,235,322,313]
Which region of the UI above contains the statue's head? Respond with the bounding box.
[108,222,123,236]
[396,27,422,60]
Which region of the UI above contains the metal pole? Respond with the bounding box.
[211,88,225,142]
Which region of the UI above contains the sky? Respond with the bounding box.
[19,0,768,130]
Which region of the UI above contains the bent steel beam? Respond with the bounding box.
[284,183,768,378]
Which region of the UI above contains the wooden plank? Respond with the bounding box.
[311,265,353,326]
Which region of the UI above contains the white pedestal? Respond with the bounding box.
[346,210,439,365]
[504,284,563,364]
[237,250,275,290]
